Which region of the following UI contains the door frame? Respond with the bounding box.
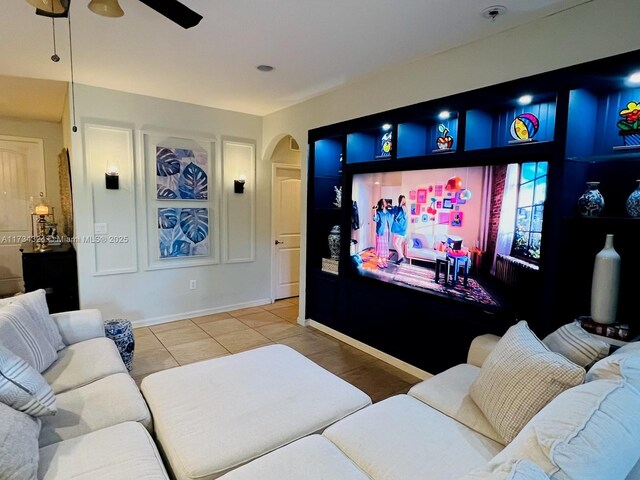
[270,162,302,302]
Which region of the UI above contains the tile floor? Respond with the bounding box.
[131,297,421,402]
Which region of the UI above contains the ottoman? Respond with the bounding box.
[140,344,372,480]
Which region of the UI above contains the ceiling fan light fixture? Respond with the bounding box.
[88,0,124,18]
[25,0,66,14]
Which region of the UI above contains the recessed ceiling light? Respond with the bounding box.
[481,5,507,21]
[518,95,533,105]
[257,65,274,72]
[628,71,640,84]
[438,111,451,120]
[374,181,380,185]
[382,124,392,131]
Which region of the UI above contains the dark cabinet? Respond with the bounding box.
[20,242,79,314]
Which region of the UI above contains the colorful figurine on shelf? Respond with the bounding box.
[436,124,454,150]
[509,113,539,142]
[617,101,640,147]
[380,130,392,157]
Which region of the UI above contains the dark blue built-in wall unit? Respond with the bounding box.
[306,50,640,374]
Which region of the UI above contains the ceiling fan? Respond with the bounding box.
[25,0,203,29]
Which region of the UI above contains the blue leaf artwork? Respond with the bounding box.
[158,208,209,258]
[156,146,208,200]
[178,163,208,200]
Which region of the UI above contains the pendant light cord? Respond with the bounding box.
[67,8,78,132]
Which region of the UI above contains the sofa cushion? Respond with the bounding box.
[0,302,58,372]
[0,401,41,480]
[39,372,152,447]
[469,321,585,444]
[0,345,56,416]
[38,421,169,480]
[586,341,640,387]
[491,379,640,480]
[542,321,609,368]
[460,459,550,480]
[323,394,504,480]
[409,364,503,445]
[0,289,65,351]
[218,435,369,480]
[141,344,371,480]
[43,337,127,394]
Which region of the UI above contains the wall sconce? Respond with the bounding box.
[234,174,247,194]
[105,165,119,190]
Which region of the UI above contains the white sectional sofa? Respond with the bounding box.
[0,291,169,479]
[3,291,640,480]
[406,224,449,264]
[217,326,640,480]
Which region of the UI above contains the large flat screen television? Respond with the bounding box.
[350,161,548,309]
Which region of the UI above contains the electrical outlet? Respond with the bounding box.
[189,280,197,290]
[94,223,108,235]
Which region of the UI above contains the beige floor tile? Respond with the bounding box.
[271,305,299,321]
[150,319,195,333]
[130,350,178,378]
[154,325,209,347]
[276,331,340,357]
[135,333,166,354]
[191,312,233,324]
[373,360,423,385]
[199,318,250,337]
[261,300,293,311]
[227,306,266,317]
[214,329,272,354]
[339,361,412,403]
[166,338,229,365]
[254,322,307,341]
[236,311,284,328]
[132,327,153,337]
[307,344,377,376]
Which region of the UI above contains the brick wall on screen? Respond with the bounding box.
[485,164,507,268]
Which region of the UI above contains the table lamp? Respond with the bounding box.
[34,200,52,252]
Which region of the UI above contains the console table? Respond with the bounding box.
[19,242,79,314]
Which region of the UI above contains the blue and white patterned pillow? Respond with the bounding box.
[0,346,57,417]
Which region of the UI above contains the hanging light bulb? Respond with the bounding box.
[459,167,472,199]
[88,0,124,17]
[25,0,66,14]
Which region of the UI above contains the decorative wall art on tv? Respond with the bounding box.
[156,146,209,200]
[450,211,463,227]
[158,207,209,258]
[417,189,427,203]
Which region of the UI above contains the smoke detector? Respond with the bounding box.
[481,5,507,21]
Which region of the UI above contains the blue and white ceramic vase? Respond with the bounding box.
[328,225,341,260]
[625,179,640,217]
[577,182,604,217]
[104,319,135,371]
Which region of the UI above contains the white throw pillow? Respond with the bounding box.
[542,321,609,368]
[0,346,56,416]
[0,289,65,351]
[491,378,640,480]
[586,342,640,388]
[469,320,585,444]
[0,401,41,480]
[0,303,58,372]
[460,459,550,480]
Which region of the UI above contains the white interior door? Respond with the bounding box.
[0,136,46,296]
[273,165,301,299]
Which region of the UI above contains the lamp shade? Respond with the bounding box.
[25,0,66,14]
[88,0,124,17]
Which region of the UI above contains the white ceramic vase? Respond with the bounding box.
[590,234,621,325]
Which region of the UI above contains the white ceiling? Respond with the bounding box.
[0,0,592,121]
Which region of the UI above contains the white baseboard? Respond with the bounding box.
[131,298,273,328]
[307,320,432,380]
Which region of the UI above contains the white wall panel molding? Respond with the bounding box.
[221,137,256,263]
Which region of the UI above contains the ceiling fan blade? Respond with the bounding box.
[137,0,203,29]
